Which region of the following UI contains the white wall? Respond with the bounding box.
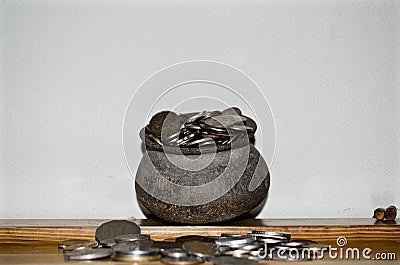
[1,0,399,219]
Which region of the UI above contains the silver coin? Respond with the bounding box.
[161,248,188,258]
[161,256,204,265]
[203,115,247,128]
[238,242,265,251]
[112,253,160,262]
[115,233,150,243]
[145,126,163,145]
[182,241,217,258]
[250,231,291,240]
[221,249,250,256]
[185,111,208,124]
[64,248,112,260]
[112,241,154,253]
[115,246,160,255]
[181,137,214,147]
[176,132,199,146]
[184,124,203,130]
[221,107,242,116]
[95,220,141,242]
[58,239,95,249]
[220,234,243,238]
[211,256,258,265]
[215,235,256,248]
[255,238,287,244]
[228,125,254,132]
[99,238,117,248]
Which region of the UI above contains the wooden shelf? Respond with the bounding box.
[1,219,399,264]
[1,218,399,242]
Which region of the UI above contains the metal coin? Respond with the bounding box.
[182,241,217,258]
[221,107,242,116]
[184,111,207,124]
[64,248,112,260]
[255,238,287,244]
[58,239,94,249]
[250,231,291,240]
[238,242,265,251]
[161,248,189,258]
[220,234,243,238]
[221,249,250,256]
[211,256,258,265]
[181,137,214,147]
[95,220,141,242]
[146,126,163,145]
[148,111,179,138]
[112,253,161,262]
[215,235,256,248]
[115,233,150,243]
[203,115,247,129]
[62,241,98,252]
[99,238,117,248]
[112,241,154,252]
[161,256,204,265]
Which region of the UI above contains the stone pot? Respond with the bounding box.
[135,116,270,224]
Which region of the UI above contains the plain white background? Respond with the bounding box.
[0,0,399,219]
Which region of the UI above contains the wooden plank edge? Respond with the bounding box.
[1,225,400,242]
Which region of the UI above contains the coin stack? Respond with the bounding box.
[142,107,255,148]
[59,221,330,264]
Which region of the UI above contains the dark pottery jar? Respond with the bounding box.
[135,114,270,224]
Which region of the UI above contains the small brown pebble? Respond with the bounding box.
[384,206,397,221]
[373,208,385,220]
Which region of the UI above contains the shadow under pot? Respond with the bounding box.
[135,114,270,224]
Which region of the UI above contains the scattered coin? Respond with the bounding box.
[115,233,151,243]
[95,220,141,242]
[161,248,189,258]
[64,248,112,260]
[112,246,161,262]
[215,235,256,248]
[60,220,332,263]
[99,238,117,248]
[61,240,98,252]
[182,241,217,258]
[58,239,94,249]
[250,231,291,240]
[112,240,154,252]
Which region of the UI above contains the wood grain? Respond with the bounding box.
[0,218,399,242]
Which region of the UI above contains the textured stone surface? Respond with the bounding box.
[135,144,269,224]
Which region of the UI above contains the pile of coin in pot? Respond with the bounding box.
[143,107,254,147]
[59,221,330,264]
